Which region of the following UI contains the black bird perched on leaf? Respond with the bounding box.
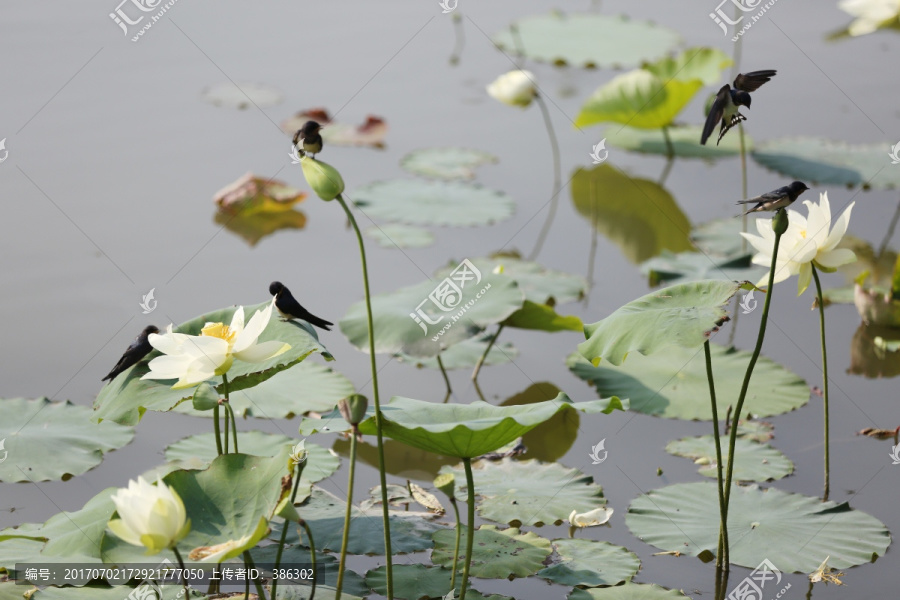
[102,325,158,382]
[292,121,324,158]
[701,70,777,146]
[737,181,809,216]
[269,281,333,331]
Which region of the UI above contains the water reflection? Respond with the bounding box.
[848,323,900,378]
[500,382,578,462]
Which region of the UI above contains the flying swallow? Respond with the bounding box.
[701,70,777,145]
[269,281,333,330]
[292,121,324,157]
[737,181,809,216]
[102,325,159,382]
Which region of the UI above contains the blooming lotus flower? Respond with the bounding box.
[568,506,613,527]
[289,439,308,467]
[487,70,538,108]
[108,477,190,554]
[741,192,856,295]
[142,300,291,389]
[839,0,900,36]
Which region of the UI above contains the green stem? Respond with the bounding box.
[335,431,358,600]
[811,265,831,501]
[722,221,784,553]
[472,324,504,381]
[171,546,189,598]
[222,373,237,454]
[222,403,230,455]
[459,458,476,600]
[739,124,748,254]
[271,460,307,600]
[704,340,729,568]
[449,498,462,591]
[227,403,239,453]
[335,194,393,600]
[212,404,223,456]
[437,353,452,397]
[300,519,317,600]
[528,93,562,261]
[661,126,675,160]
[243,551,267,600]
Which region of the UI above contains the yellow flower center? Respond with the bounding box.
[799,229,807,239]
[201,322,237,345]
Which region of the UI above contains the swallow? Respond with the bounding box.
[737,181,809,216]
[102,325,159,382]
[269,281,333,330]
[292,121,324,157]
[701,70,777,145]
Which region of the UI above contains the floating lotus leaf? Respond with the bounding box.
[578,280,743,366]
[440,458,605,526]
[201,82,282,109]
[736,419,774,443]
[568,344,809,420]
[752,137,900,190]
[396,333,518,370]
[625,481,891,571]
[332,438,460,480]
[94,302,332,425]
[503,300,583,332]
[568,583,691,600]
[366,223,435,249]
[607,124,750,158]
[339,270,524,359]
[641,250,765,286]
[30,585,206,599]
[491,13,681,69]
[366,564,511,600]
[537,538,640,587]
[281,108,387,148]
[401,147,498,180]
[666,435,793,481]
[0,398,133,483]
[249,546,369,599]
[174,361,353,419]
[164,433,338,501]
[352,179,514,226]
[102,450,291,565]
[572,164,693,265]
[432,525,551,579]
[288,487,445,555]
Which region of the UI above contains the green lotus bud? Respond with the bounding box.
[773,208,789,235]
[301,155,344,201]
[338,394,368,426]
[191,383,220,411]
[433,472,456,500]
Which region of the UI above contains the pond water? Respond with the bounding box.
[1,0,898,598]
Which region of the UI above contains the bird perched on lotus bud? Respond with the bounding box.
[293,120,324,158]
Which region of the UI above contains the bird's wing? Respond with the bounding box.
[700,86,729,145]
[733,70,777,92]
[736,188,786,204]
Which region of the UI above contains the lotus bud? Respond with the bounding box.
[773,208,789,235]
[108,477,191,554]
[289,440,308,468]
[338,394,368,426]
[301,155,344,202]
[434,472,456,500]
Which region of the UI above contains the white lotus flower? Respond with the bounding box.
[741,192,856,295]
[487,70,538,108]
[142,299,291,389]
[839,0,900,36]
[108,477,190,554]
[289,439,308,467]
[568,506,614,527]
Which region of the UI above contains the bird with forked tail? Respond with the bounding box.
[701,70,777,146]
[269,281,333,331]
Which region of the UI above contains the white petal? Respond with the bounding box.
[821,201,854,252]
[816,248,857,269]
[229,306,246,335]
[234,303,273,353]
[797,263,812,295]
[235,340,291,363]
[141,354,194,380]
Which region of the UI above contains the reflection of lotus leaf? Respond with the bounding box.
[608,125,750,159]
[849,323,900,378]
[215,207,306,246]
[854,283,900,326]
[500,382,576,462]
[572,164,692,264]
[366,564,512,600]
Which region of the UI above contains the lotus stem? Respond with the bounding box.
[437,354,452,397]
[300,519,317,600]
[739,124,748,254]
[658,156,674,186]
[227,403,238,453]
[223,373,238,453]
[271,459,307,600]
[722,217,785,567]
[661,126,675,160]
[449,497,462,591]
[171,546,189,598]
[212,404,223,456]
[704,340,729,568]
[460,457,476,600]
[335,193,393,599]
[448,12,464,66]
[243,551,267,600]
[811,265,831,501]
[528,93,562,261]
[335,430,358,600]
[222,403,229,454]
[472,324,504,382]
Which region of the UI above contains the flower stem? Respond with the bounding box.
[212,404,223,456]
[222,404,229,455]
[811,265,831,501]
[704,340,729,568]
[722,219,785,568]
[243,551,267,600]
[335,430,358,600]
[472,324,504,382]
[437,353,452,397]
[226,403,239,453]
[661,126,675,159]
[300,519,317,600]
[738,124,748,254]
[335,194,393,600]
[171,546,189,598]
[459,457,476,600]
[271,459,307,600]
[222,374,238,453]
[529,93,562,261]
[449,497,462,591]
